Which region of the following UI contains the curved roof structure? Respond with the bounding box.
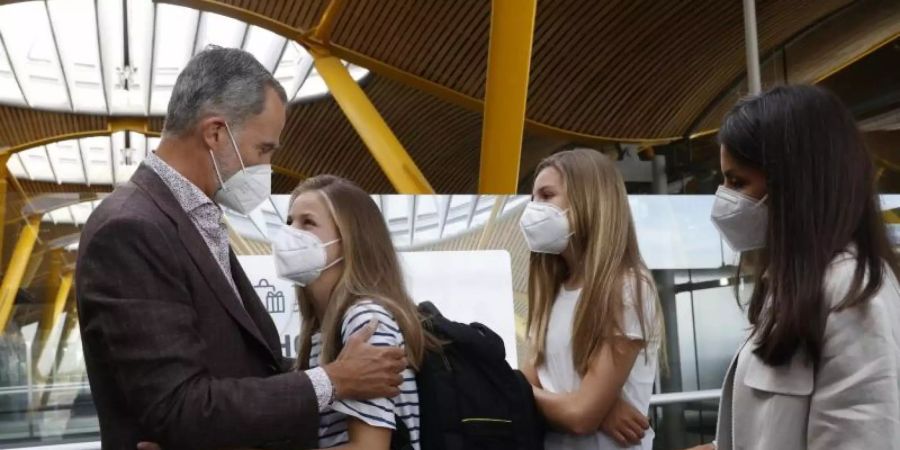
[1,0,898,196]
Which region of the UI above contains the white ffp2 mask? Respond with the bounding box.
[519,201,573,254]
[211,122,271,214]
[273,225,343,287]
[710,185,768,252]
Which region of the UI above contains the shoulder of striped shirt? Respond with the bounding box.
[341,299,403,341]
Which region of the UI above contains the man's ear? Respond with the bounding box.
[198,117,226,151]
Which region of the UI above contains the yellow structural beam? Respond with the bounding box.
[35,270,73,369]
[313,51,434,194]
[478,0,537,193]
[311,0,346,43]
[0,215,41,331]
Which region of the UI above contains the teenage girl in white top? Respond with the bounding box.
[520,149,665,450]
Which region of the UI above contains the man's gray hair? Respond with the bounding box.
[163,46,287,136]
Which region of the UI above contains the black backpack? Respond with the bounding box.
[392,301,545,450]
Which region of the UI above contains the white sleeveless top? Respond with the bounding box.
[537,277,659,450]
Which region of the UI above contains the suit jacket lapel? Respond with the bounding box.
[129,165,275,363]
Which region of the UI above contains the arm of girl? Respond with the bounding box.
[324,418,392,450]
[521,359,542,387]
[327,301,413,450]
[532,338,643,436]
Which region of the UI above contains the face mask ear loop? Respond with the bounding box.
[321,238,342,247]
[755,194,769,207]
[223,122,247,172]
[322,256,344,272]
[319,238,343,272]
[209,150,227,191]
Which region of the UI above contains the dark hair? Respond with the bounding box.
[719,84,899,366]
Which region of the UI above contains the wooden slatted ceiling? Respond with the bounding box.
[17,180,112,195]
[693,0,900,134]
[0,105,164,151]
[0,106,107,149]
[224,0,326,31]
[274,75,485,193]
[332,0,851,139]
[148,117,166,133]
[211,0,851,140]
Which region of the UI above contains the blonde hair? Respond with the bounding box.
[526,149,665,376]
[292,175,439,370]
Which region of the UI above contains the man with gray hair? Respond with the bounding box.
[76,46,406,449]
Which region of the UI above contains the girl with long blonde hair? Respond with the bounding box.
[520,149,664,450]
[272,175,438,450]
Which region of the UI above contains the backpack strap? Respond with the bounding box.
[390,414,414,450]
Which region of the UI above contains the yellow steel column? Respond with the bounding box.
[478,0,537,193]
[0,215,41,331]
[35,270,73,373]
[313,51,434,194]
[311,0,346,42]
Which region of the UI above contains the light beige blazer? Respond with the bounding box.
[715,253,900,450]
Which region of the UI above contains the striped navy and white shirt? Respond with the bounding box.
[310,300,421,449]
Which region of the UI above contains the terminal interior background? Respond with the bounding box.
[0,0,899,448]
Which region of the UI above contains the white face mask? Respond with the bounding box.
[710,185,769,252]
[273,225,343,287]
[519,201,573,254]
[210,122,272,214]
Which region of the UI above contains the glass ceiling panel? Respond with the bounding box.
[273,42,313,97]
[150,4,199,115]
[242,26,286,72]
[47,207,72,224]
[47,0,105,113]
[81,136,113,185]
[111,131,146,184]
[42,195,527,252]
[9,132,157,186]
[46,139,86,184]
[97,0,153,115]
[381,195,408,224]
[295,70,329,101]
[19,147,54,182]
[194,11,246,53]
[0,1,369,114]
[70,202,95,225]
[6,154,27,178]
[0,1,69,110]
[503,195,529,214]
[0,39,25,105]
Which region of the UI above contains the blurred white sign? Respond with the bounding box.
[238,250,518,368]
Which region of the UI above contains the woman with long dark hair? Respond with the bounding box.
[695,85,900,450]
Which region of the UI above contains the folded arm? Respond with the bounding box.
[531,339,643,436]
